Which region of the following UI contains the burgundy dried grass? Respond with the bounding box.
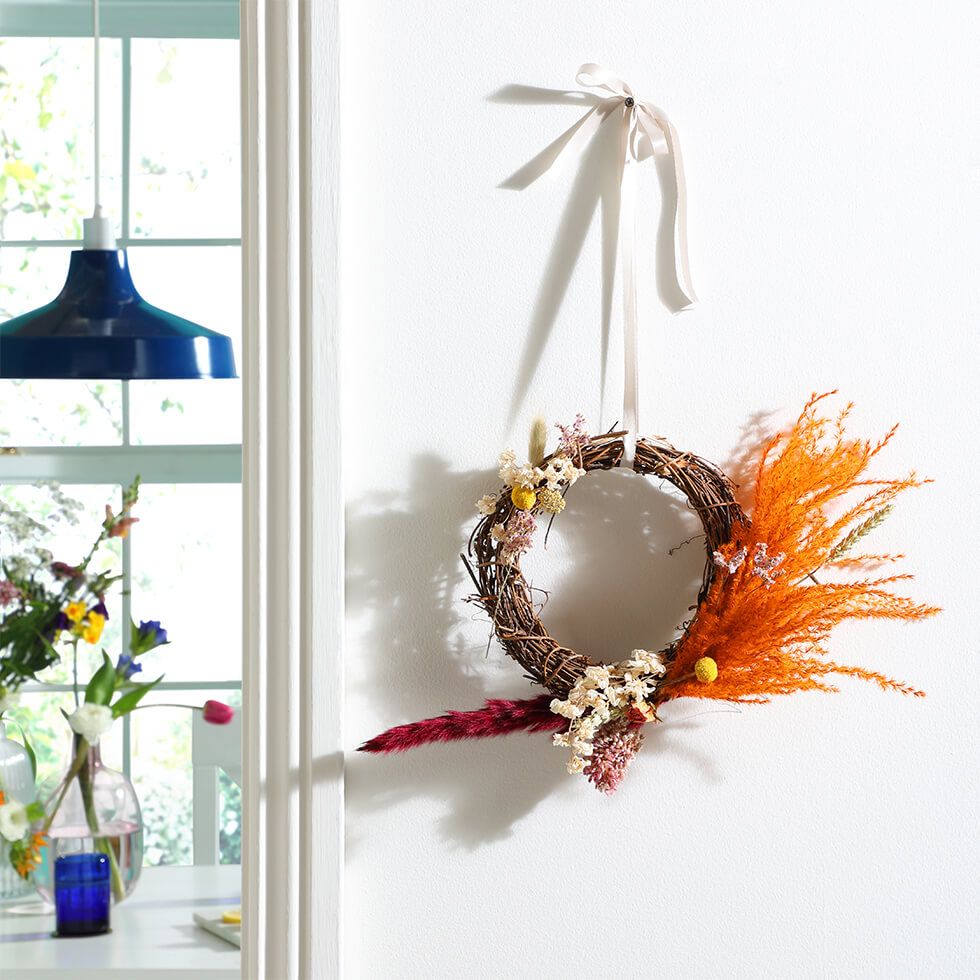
[358,695,563,753]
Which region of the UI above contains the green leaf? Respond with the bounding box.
[25,801,44,822]
[10,721,37,780]
[85,651,117,706]
[111,675,163,719]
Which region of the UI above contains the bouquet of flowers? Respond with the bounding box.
[0,479,234,896]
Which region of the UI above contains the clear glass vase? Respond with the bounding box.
[0,721,37,901]
[33,735,143,905]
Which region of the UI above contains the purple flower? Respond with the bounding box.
[90,600,109,620]
[115,655,143,679]
[131,619,168,655]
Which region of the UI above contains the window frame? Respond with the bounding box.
[0,20,243,859]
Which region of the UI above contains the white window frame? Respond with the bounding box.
[0,15,244,859]
[241,1,342,976]
[2,3,345,973]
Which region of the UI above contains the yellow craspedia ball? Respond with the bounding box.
[511,485,537,511]
[694,657,718,684]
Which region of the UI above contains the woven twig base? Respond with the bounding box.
[466,431,747,697]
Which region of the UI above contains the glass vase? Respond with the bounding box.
[33,735,143,905]
[0,721,36,901]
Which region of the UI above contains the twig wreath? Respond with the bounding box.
[360,394,939,794]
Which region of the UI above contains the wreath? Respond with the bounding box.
[360,394,938,794]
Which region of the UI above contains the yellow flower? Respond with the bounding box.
[65,601,88,624]
[511,486,537,511]
[694,657,718,684]
[82,611,106,645]
[536,487,566,514]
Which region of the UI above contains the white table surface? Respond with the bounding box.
[0,864,241,979]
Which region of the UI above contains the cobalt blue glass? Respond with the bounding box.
[54,853,111,937]
[0,249,237,380]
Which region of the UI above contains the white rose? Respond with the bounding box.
[68,703,114,744]
[0,800,28,842]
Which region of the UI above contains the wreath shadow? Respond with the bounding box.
[345,454,725,851]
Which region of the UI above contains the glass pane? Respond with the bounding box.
[129,39,240,239]
[0,246,124,446]
[130,484,242,682]
[129,703,192,866]
[0,483,123,685]
[126,246,241,444]
[129,686,241,868]
[0,38,123,242]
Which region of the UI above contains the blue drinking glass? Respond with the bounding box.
[54,853,111,937]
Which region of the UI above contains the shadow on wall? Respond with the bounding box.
[489,82,693,431]
[344,454,734,851]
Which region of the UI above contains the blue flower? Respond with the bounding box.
[130,619,168,655]
[115,654,143,679]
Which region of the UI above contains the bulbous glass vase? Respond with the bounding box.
[0,721,37,900]
[33,735,143,905]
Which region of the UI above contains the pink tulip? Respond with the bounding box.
[202,700,235,725]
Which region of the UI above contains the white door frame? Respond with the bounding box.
[240,1,343,977]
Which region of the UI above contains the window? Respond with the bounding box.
[0,6,242,867]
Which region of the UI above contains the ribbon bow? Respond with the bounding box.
[523,64,697,457]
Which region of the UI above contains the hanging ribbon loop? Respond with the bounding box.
[568,63,696,310]
[517,64,697,463]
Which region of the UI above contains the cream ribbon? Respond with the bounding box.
[529,64,697,462]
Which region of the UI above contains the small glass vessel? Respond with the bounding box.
[0,721,36,900]
[33,735,143,905]
[54,852,111,936]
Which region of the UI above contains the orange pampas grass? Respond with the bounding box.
[663,393,939,703]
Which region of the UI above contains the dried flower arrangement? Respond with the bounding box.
[360,394,938,793]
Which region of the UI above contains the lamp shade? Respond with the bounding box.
[0,249,237,380]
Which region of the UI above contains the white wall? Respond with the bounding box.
[341,2,979,977]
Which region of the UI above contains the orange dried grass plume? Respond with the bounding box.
[664,393,939,703]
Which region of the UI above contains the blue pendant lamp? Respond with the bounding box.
[0,0,237,380]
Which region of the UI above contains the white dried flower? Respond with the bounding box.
[566,755,587,775]
[513,465,541,489]
[476,494,498,516]
[584,665,610,689]
[549,698,583,720]
[713,546,747,574]
[552,731,571,747]
[0,800,28,842]
[68,703,114,744]
[498,449,519,485]
[490,523,507,542]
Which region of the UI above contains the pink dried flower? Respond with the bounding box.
[0,579,21,607]
[556,414,589,459]
[583,719,645,795]
[500,509,537,562]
